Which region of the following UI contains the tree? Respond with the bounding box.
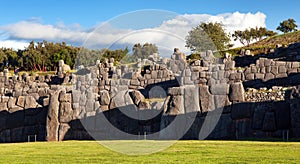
[276,19,298,33]
[186,22,230,52]
[132,43,158,60]
[232,29,252,46]
[232,27,277,46]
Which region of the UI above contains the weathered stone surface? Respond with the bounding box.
[262,112,276,131]
[278,66,287,73]
[79,94,87,106]
[138,101,151,110]
[86,89,95,100]
[59,92,72,103]
[251,66,257,73]
[291,62,299,68]
[131,90,145,106]
[59,102,73,123]
[130,79,140,86]
[199,85,214,112]
[168,87,184,96]
[225,61,235,70]
[229,73,242,81]
[101,105,109,112]
[0,102,8,111]
[214,95,227,110]
[264,73,275,81]
[85,100,95,112]
[167,95,184,115]
[255,73,264,80]
[109,90,136,110]
[264,59,272,67]
[9,106,23,113]
[99,90,110,105]
[210,84,229,95]
[245,73,255,80]
[7,97,17,109]
[184,86,200,113]
[58,123,70,141]
[271,66,278,74]
[24,96,38,109]
[275,73,287,78]
[2,96,9,103]
[46,90,60,141]
[151,71,158,79]
[229,83,245,102]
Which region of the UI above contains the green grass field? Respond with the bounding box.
[0,140,299,163]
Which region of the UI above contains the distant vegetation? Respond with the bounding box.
[0,41,158,71]
[186,22,231,52]
[232,27,277,46]
[187,18,298,59]
[277,18,298,33]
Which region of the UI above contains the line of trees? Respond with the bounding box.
[0,41,158,71]
[0,41,126,71]
[232,27,277,46]
[186,18,298,52]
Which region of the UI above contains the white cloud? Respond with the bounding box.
[0,11,266,54]
[0,40,29,50]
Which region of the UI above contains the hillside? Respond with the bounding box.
[250,30,300,48]
[226,31,300,57]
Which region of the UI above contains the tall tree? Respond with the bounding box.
[276,18,298,33]
[186,22,230,52]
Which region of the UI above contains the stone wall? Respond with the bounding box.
[1,48,300,142]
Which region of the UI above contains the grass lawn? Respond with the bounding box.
[0,140,299,163]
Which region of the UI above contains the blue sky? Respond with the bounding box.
[1,0,299,29]
[0,0,299,52]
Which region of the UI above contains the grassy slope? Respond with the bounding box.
[250,30,300,48]
[0,141,299,163]
[225,31,300,57]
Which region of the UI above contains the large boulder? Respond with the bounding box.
[59,102,73,123]
[131,90,145,106]
[109,90,136,110]
[184,86,200,113]
[58,123,70,141]
[209,84,229,95]
[168,87,184,96]
[24,96,38,109]
[199,85,214,113]
[46,90,60,141]
[229,82,245,102]
[16,96,26,108]
[99,90,110,105]
[166,95,184,115]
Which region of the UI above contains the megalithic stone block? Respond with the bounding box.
[46,90,61,141]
